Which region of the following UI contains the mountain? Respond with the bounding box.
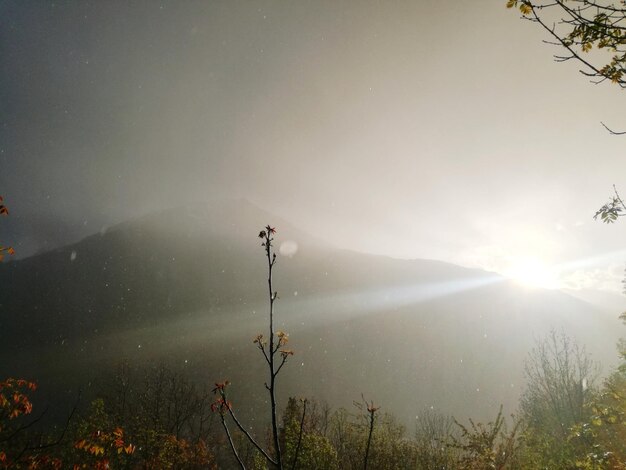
[0,199,622,424]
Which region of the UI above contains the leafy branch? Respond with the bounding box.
[506,0,626,133]
[594,184,626,223]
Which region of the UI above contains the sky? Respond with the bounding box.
[1,0,625,295]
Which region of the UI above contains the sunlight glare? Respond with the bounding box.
[504,258,560,289]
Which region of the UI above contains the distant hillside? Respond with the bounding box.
[0,199,622,424]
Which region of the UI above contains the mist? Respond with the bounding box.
[1,1,626,468]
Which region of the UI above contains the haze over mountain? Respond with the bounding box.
[0,199,622,425]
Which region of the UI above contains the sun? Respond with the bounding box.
[503,257,560,289]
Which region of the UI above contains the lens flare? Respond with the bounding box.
[504,258,560,289]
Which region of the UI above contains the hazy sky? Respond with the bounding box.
[1,0,625,293]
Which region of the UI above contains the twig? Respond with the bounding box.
[15,393,80,461]
[613,184,626,212]
[219,414,245,470]
[264,226,283,470]
[601,121,626,135]
[219,388,277,466]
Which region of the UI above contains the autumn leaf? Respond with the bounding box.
[280,349,294,358]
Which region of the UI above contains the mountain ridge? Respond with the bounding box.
[0,199,622,425]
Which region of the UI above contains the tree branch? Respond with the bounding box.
[219,413,246,470]
[601,121,626,135]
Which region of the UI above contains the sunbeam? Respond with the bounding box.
[280,273,505,327]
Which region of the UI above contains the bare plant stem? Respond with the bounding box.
[213,226,289,470]
[601,122,626,135]
[14,394,79,462]
[264,227,282,469]
[613,184,626,213]
[218,388,277,466]
[219,414,245,470]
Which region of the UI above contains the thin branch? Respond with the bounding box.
[531,7,605,77]
[601,121,626,134]
[220,414,246,470]
[224,398,277,466]
[264,226,283,469]
[275,355,289,377]
[258,341,271,366]
[519,1,626,87]
[0,407,49,444]
[15,394,79,461]
[613,184,626,212]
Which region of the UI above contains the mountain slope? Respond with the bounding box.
[0,199,622,424]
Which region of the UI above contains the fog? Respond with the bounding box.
[2,0,626,295]
[1,2,626,468]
